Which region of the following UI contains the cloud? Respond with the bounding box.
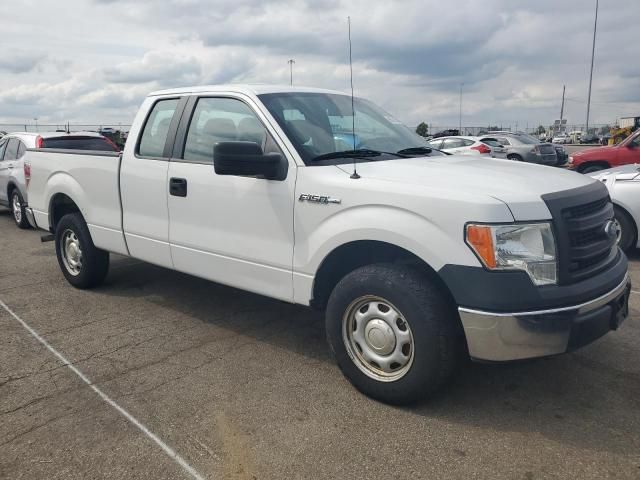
[103,51,202,85]
[0,0,637,129]
[0,51,47,74]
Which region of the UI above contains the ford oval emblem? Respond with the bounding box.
[604,220,620,241]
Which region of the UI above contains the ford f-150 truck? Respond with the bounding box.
[24,85,630,404]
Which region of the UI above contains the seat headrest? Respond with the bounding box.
[203,118,237,141]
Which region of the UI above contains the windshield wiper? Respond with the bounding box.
[311,149,408,162]
[396,146,433,155]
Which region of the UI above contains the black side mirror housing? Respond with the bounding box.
[213,141,286,180]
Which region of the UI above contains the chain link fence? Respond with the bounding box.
[414,123,615,139]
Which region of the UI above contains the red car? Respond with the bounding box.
[569,130,640,173]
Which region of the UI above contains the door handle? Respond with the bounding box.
[169,177,187,197]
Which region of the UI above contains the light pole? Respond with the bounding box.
[586,0,598,134]
[287,59,295,86]
[459,83,463,133]
[33,117,38,132]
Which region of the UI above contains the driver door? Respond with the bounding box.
[167,95,297,301]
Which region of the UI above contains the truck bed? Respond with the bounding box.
[26,148,128,255]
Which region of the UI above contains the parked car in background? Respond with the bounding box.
[479,132,557,165]
[589,164,640,252]
[568,131,583,143]
[0,131,119,228]
[478,137,508,158]
[552,133,571,144]
[569,129,640,173]
[580,133,600,144]
[432,129,460,138]
[427,136,504,158]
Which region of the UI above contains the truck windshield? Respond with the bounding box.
[258,92,431,165]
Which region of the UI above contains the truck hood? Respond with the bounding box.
[337,156,595,220]
[573,145,617,159]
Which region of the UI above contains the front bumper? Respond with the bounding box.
[458,274,631,361]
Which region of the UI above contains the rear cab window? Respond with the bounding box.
[138,98,180,158]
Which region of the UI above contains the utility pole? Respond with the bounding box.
[586,0,598,134]
[287,59,295,86]
[459,83,463,133]
[560,84,566,123]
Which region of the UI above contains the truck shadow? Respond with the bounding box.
[100,256,639,456]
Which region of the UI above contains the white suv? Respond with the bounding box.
[0,132,118,228]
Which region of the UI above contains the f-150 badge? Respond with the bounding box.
[298,194,341,205]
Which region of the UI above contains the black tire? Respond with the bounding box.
[54,213,109,289]
[325,263,459,405]
[10,189,30,229]
[507,154,523,162]
[614,206,636,253]
[581,164,607,174]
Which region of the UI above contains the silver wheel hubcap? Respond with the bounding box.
[12,194,21,223]
[343,296,414,382]
[613,218,622,244]
[61,229,83,276]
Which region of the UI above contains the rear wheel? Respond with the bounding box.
[11,190,30,229]
[613,206,636,253]
[507,154,523,162]
[325,263,459,405]
[55,213,109,288]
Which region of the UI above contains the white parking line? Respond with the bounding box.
[631,290,640,296]
[0,299,206,480]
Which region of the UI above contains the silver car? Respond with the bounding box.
[0,131,119,228]
[480,132,557,165]
[589,164,640,252]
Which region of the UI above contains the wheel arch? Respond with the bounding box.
[6,181,18,200]
[310,240,458,320]
[577,160,610,173]
[48,192,82,232]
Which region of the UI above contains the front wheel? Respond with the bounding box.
[507,154,523,162]
[614,206,636,253]
[11,190,30,229]
[325,264,459,405]
[581,165,607,174]
[55,213,110,289]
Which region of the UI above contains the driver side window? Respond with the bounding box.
[183,97,282,164]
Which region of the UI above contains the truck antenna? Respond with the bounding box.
[348,16,360,179]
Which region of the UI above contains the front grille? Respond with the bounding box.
[542,182,618,284]
[564,197,608,219]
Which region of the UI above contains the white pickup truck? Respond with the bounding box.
[24,85,630,404]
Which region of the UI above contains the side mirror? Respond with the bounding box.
[213,141,286,180]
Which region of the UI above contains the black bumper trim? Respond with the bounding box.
[438,249,628,313]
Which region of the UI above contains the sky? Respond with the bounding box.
[0,0,638,130]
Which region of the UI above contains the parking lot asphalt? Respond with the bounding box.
[1,209,639,480]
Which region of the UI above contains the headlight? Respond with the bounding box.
[466,223,557,285]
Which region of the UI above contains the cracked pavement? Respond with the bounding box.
[1,208,639,479]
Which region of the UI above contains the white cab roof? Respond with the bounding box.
[149,84,347,97]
